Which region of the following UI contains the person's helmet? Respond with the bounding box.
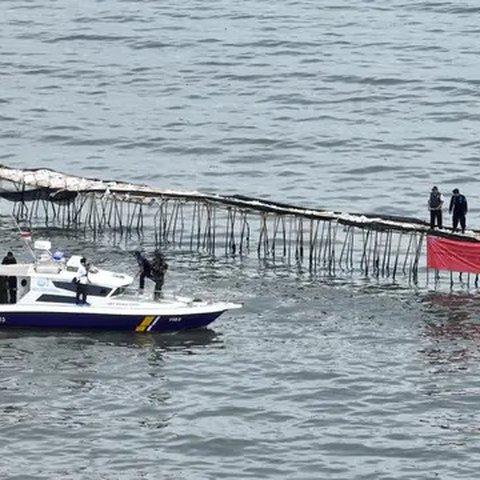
[80,257,86,264]
[453,188,459,194]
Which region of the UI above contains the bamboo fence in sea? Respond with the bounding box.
[0,166,477,287]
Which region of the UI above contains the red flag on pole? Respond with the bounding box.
[427,236,480,273]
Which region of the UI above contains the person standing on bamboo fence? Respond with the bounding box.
[428,186,444,230]
[449,188,468,234]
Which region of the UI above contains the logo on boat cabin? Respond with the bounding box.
[35,278,49,288]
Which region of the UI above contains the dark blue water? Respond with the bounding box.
[2,1,480,478]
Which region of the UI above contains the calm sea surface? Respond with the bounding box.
[2,1,480,478]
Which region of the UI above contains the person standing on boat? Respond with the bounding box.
[428,186,443,229]
[449,188,468,233]
[2,251,17,303]
[75,257,89,305]
[134,251,153,293]
[151,250,168,300]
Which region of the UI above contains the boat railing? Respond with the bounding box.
[110,284,211,304]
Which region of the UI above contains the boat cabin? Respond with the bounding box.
[0,240,133,305]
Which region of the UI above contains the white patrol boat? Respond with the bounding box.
[0,239,241,332]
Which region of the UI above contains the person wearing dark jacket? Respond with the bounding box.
[428,186,443,229]
[134,250,168,299]
[449,188,468,233]
[134,251,153,291]
[151,250,168,300]
[2,251,17,303]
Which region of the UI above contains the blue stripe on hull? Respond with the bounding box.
[0,311,223,332]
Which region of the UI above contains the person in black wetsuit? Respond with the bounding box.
[134,251,169,299]
[2,251,17,303]
[428,186,444,229]
[449,188,468,233]
[134,251,153,292]
[151,250,168,300]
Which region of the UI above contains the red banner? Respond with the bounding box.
[427,236,480,273]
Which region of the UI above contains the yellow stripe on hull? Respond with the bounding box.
[135,315,155,332]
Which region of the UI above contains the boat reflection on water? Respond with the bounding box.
[0,326,222,351]
[0,327,224,392]
[105,328,223,351]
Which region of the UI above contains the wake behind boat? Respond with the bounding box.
[0,239,241,332]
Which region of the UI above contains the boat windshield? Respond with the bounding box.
[111,287,126,297]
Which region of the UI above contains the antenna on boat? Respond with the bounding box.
[11,215,35,260]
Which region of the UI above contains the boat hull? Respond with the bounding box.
[0,310,225,332]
